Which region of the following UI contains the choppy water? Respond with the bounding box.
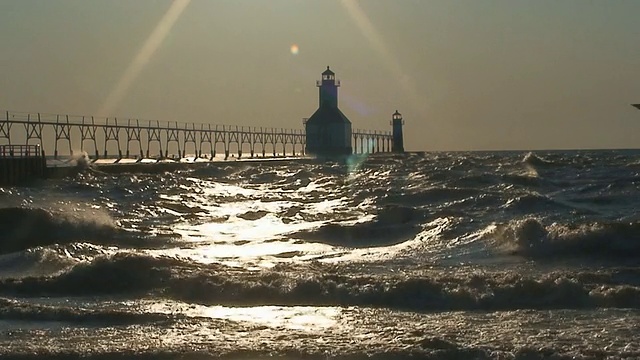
[1,150,640,359]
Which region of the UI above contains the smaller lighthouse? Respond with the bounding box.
[391,110,405,153]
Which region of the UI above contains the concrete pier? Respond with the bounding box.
[0,145,47,185]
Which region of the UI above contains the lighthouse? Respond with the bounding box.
[305,66,353,157]
[391,110,405,153]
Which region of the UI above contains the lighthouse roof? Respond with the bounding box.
[322,66,335,75]
[306,106,351,126]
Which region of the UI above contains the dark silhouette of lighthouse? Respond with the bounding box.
[305,66,352,156]
[391,110,405,153]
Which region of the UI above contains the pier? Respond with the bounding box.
[0,144,46,185]
[0,110,393,161]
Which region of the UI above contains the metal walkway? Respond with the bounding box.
[1,111,393,159]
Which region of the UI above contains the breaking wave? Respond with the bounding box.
[0,207,177,255]
[522,152,556,167]
[0,247,86,278]
[488,218,640,258]
[0,207,118,254]
[2,253,640,312]
[0,253,177,296]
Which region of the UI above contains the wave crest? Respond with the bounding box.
[292,205,424,247]
[0,207,120,254]
[0,207,179,254]
[4,255,640,312]
[522,152,555,167]
[1,253,179,296]
[488,218,640,258]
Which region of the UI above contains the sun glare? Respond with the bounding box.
[339,0,422,112]
[290,44,300,55]
[98,0,191,116]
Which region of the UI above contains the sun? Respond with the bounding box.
[290,44,299,55]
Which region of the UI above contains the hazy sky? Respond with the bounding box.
[1,0,640,151]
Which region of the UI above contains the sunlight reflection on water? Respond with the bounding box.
[147,301,341,331]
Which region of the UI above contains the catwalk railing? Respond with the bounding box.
[0,110,393,159]
[0,144,42,158]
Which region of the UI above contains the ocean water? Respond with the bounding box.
[1,150,640,359]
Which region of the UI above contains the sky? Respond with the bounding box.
[1,0,640,151]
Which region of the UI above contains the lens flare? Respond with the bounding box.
[290,44,299,55]
[339,0,422,112]
[98,0,191,116]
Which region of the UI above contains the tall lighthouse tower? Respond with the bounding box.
[319,66,339,108]
[391,110,405,153]
[305,66,353,157]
